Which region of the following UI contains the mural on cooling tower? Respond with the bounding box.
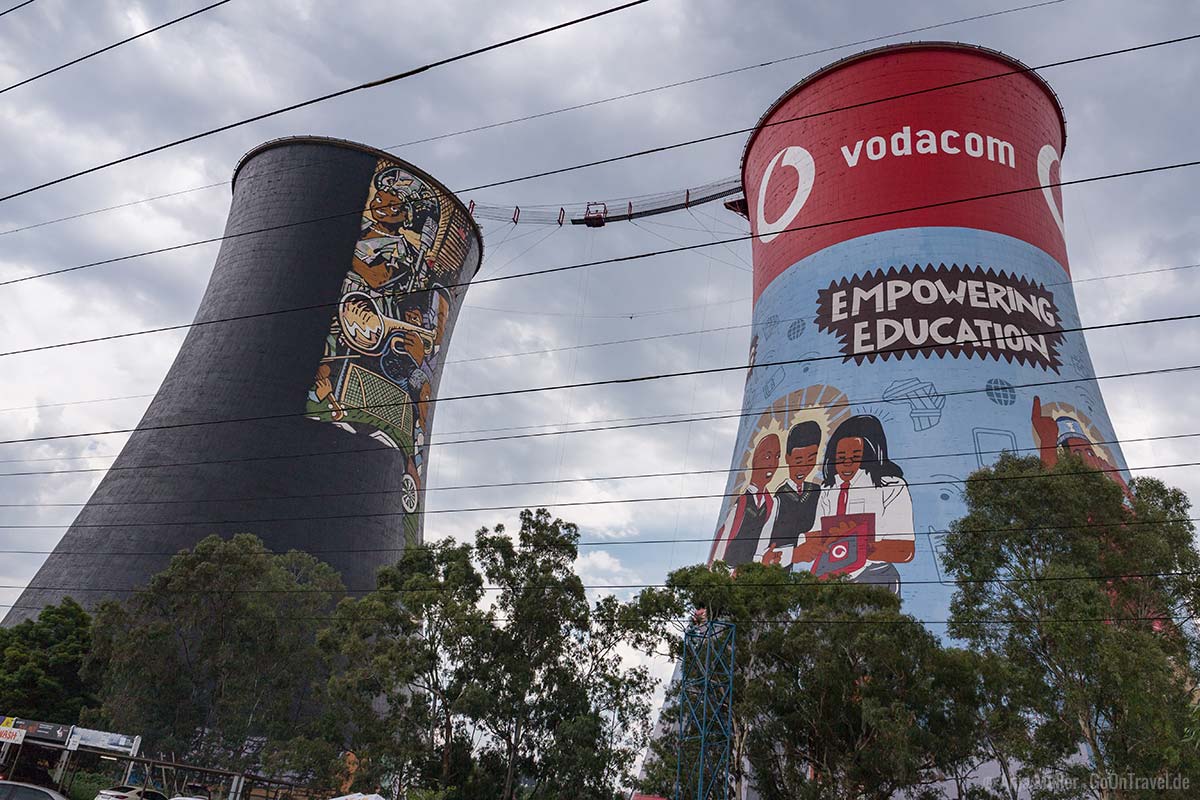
[710,229,1135,618]
[305,159,474,538]
[712,244,1135,605]
[709,385,918,595]
[710,45,1138,623]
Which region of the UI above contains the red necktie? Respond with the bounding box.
[837,481,850,516]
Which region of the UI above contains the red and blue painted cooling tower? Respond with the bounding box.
[710,43,1130,622]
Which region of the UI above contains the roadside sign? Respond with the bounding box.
[0,718,70,743]
[0,727,25,745]
[70,727,138,756]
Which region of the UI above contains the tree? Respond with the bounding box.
[327,508,672,799]
[86,534,344,771]
[943,452,1200,798]
[464,508,666,799]
[639,561,800,798]
[637,562,981,800]
[0,597,96,723]
[741,579,968,800]
[322,537,486,794]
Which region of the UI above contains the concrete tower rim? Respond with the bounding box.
[232,135,484,273]
[739,40,1068,184]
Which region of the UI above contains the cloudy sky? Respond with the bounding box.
[1,0,1199,717]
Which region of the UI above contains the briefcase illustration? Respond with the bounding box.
[811,513,875,577]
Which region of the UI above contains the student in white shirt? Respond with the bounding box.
[793,414,915,594]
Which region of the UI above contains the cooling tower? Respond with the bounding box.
[5,136,482,624]
[710,43,1129,624]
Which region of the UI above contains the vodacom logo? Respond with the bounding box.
[1036,143,1066,239]
[755,145,816,244]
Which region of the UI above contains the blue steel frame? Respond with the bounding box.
[676,619,735,800]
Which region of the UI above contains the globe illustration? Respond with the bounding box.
[985,378,1017,406]
[787,319,806,340]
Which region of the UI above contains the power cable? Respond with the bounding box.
[0,0,235,97]
[457,33,1200,194]
[0,183,228,238]
[0,458,1192,529]
[0,385,1192,484]
[4,567,1198,595]
[0,599,1182,629]
[1,308,1197,447]
[0,0,1067,238]
[0,0,652,205]
[6,254,1199,423]
[1,155,1196,361]
[4,30,1199,290]
[2,514,1195,555]
[0,0,34,19]
[388,0,1069,150]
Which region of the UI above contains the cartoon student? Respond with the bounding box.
[711,434,781,568]
[811,415,914,594]
[759,421,823,570]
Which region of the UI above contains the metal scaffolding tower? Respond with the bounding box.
[676,617,735,800]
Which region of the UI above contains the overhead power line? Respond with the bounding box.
[0,0,235,97]
[2,155,1197,363]
[4,567,1197,595]
[5,29,1200,290]
[0,0,652,205]
[0,357,1194,481]
[0,458,1194,529]
[3,514,1196,556]
[0,599,1182,629]
[0,0,35,19]
[0,0,1066,237]
[457,33,1200,194]
[6,255,1199,425]
[391,0,1069,149]
[1,308,1197,447]
[0,401,1191,477]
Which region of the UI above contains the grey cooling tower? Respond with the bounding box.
[5,137,482,623]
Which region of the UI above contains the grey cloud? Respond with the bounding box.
[3,0,1198,617]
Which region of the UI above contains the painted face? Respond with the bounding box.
[750,434,781,489]
[1064,436,1099,462]
[369,188,410,225]
[402,307,425,328]
[835,436,865,483]
[785,444,820,483]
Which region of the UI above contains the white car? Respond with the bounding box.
[0,780,70,800]
[94,787,168,800]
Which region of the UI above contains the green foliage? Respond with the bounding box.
[85,534,344,772]
[638,563,982,799]
[0,596,96,723]
[644,454,1200,800]
[322,536,486,793]
[66,771,115,800]
[742,576,971,800]
[326,508,669,799]
[943,452,1200,797]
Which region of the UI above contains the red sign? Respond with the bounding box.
[811,513,874,577]
[743,45,1068,302]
